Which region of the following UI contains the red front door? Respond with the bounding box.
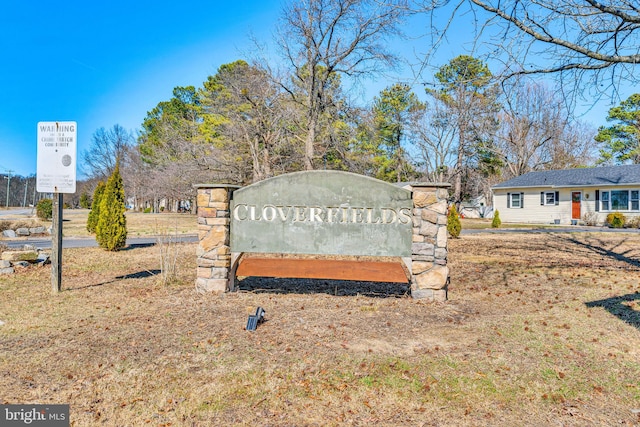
[571,192,581,219]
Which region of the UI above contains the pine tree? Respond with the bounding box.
[95,164,127,251]
[86,182,105,234]
[447,205,462,238]
[79,192,91,209]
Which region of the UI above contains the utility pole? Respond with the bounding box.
[23,180,28,207]
[4,170,13,209]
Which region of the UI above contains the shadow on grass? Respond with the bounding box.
[551,235,640,269]
[586,293,640,330]
[237,276,410,298]
[116,269,161,280]
[67,269,161,291]
[123,242,156,250]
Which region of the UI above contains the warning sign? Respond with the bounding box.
[37,121,77,193]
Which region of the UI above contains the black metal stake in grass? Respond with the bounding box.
[51,192,63,293]
[246,307,265,331]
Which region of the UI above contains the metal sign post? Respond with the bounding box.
[36,121,77,293]
[51,193,63,293]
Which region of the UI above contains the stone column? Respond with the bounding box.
[195,184,240,293]
[410,183,451,301]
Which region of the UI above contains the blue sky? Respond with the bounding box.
[0,1,280,177]
[0,1,632,178]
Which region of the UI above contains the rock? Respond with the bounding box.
[419,222,438,237]
[2,230,16,238]
[0,267,14,275]
[12,261,30,268]
[29,227,46,235]
[199,227,228,252]
[414,265,449,290]
[412,288,447,301]
[427,200,448,215]
[411,288,434,299]
[36,253,51,265]
[420,208,439,224]
[412,261,433,275]
[435,247,448,260]
[1,250,38,262]
[15,228,30,236]
[413,191,437,208]
[0,260,10,268]
[411,242,434,256]
[436,227,448,248]
[195,278,227,293]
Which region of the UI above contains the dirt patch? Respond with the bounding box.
[1,232,639,426]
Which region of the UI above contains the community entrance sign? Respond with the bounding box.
[230,171,413,257]
[195,171,451,301]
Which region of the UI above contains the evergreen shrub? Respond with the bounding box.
[95,164,127,251]
[606,212,626,228]
[491,210,501,228]
[79,192,91,209]
[36,199,53,221]
[87,182,105,234]
[447,205,462,238]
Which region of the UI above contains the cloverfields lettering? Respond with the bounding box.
[233,204,412,225]
[228,171,415,257]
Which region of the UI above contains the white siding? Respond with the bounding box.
[492,186,640,225]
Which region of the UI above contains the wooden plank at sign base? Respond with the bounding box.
[236,257,410,283]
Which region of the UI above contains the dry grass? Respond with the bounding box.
[46,209,196,238]
[1,232,640,426]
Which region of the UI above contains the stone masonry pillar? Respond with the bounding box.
[410,183,451,301]
[195,184,240,293]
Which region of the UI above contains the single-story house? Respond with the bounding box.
[491,164,640,225]
[459,195,492,218]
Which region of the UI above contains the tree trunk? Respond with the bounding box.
[305,120,316,170]
[454,121,466,205]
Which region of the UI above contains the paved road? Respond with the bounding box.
[461,226,640,234]
[2,234,199,250]
[3,226,638,250]
[0,208,33,217]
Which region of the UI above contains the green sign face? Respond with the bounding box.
[230,171,413,256]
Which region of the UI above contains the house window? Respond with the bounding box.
[611,190,629,210]
[509,192,523,208]
[546,193,555,205]
[599,190,640,211]
[540,191,559,206]
[601,191,610,211]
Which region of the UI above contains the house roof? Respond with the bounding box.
[492,164,640,189]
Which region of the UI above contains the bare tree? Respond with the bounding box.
[494,80,597,178]
[411,99,457,183]
[276,0,408,170]
[422,0,640,100]
[83,124,134,180]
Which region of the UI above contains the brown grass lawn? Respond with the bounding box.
[62,210,197,238]
[0,209,196,239]
[1,232,640,426]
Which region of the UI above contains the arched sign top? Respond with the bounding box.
[230,171,413,257]
[233,170,411,203]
